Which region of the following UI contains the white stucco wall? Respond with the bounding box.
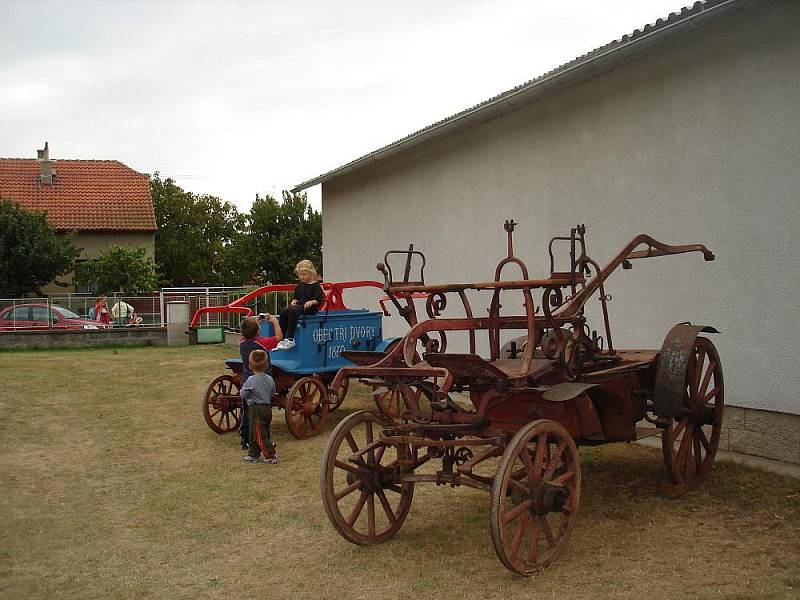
[321,0,800,415]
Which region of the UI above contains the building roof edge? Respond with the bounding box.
[292,0,759,193]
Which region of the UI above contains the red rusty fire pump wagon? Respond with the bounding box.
[320,221,722,575]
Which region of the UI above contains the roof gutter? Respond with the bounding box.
[292,0,759,193]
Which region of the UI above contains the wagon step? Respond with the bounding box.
[633,426,662,440]
[424,353,554,380]
[583,426,662,444]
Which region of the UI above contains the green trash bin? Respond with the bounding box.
[196,326,225,344]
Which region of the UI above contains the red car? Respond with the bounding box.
[0,303,108,331]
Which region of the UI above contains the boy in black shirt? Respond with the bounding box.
[275,259,325,350]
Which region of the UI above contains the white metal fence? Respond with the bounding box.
[0,287,295,332]
[161,286,293,330]
[0,295,162,330]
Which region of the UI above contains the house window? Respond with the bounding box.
[74,260,98,294]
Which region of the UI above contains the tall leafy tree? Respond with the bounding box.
[150,173,242,286]
[149,174,321,287]
[246,191,322,284]
[218,221,256,285]
[0,199,80,296]
[75,244,158,294]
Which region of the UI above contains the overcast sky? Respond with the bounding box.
[1,0,684,213]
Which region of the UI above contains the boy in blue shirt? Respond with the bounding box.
[239,314,282,449]
[241,349,278,464]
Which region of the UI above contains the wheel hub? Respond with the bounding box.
[346,466,392,493]
[680,403,712,429]
[531,481,569,515]
[216,395,238,411]
[300,400,318,415]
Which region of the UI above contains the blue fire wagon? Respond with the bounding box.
[192,281,404,439]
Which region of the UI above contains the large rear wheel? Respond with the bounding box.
[285,376,329,439]
[661,337,724,486]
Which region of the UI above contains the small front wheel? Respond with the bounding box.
[320,410,414,544]
[372,384,407,421]
[490,419,581,575]
[327,377,349,412]
[202,375,242,434]
[373,382,434,422]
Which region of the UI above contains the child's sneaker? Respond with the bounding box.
[262,455,279,464]
[240,440,249,450]
[243,455,260,463]
[276,338,295,350]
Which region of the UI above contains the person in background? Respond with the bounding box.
[94,296,110,326]
[112,300,134,325]
[238,314,282,450]
[240,349,278,464]
[275,259,324,350]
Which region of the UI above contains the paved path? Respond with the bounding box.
[636,436,800,480]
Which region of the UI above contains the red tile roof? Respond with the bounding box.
[0,158,157,232]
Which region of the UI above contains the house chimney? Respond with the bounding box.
[37,142,53,185]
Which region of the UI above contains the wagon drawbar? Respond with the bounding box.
[320,221,722,576]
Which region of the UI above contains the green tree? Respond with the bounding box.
[75,244,158,294]
[245,191,322,284]
[218,223,256,286]
[0,199,80,296]
[150,173,242,286]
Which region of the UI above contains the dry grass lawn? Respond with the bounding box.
[0,345,798,599]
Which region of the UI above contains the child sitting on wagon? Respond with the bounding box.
[240,349,278,464]
[239,314,282,449]
[275,259,325,350]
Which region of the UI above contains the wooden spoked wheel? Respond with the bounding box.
[372,382,433,422]
[285,376,329,439]
[321,410,414,544]
[202,375,242,434]
[490,419,581,575]
[372,384,406,421]
[662,337,724,486]
[327,377,349,412]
